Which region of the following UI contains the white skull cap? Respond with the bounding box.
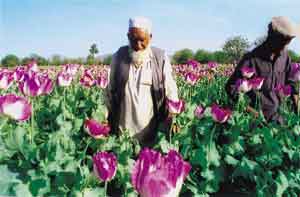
[129,16,152,34]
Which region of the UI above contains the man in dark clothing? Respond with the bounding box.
[226,16,300,124]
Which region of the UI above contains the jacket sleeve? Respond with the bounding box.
[163,52,179,101]
[286,55,299,95]
[104,53,117,113]
[225,57,251,103]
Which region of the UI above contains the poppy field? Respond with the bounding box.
[1,61,300,196]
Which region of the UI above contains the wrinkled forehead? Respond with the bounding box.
[128,27,151,40]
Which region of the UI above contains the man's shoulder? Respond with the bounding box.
[282,49,289,58]
[115,45,129,55]
[151,46,164,53]
[239,51,254,63]
[112,46,130,63]
[241,46,264,62]
[151,46,166,59]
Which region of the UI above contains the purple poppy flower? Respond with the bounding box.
[57,71,73,87]
[249,77,264,90]
[18,72,52,96]
[0,94,32,121]
[93,152,117,182]
[96,73,109,89]
[235,79,252,93]
[63,64,80,76]
[184,72,199,85]
[0,70,14,90]
[18,73,40,97]
[166,99,185,114]
[207,61,218,70]
[290,63,300,82]
[194,105,205,119]
[211,104,232,123]
[131,148,191,197]
[275,84,292,97]
[26,61,39,73]
[84,119,110,139]
[36,74,53,95]
[187,59,199,69]
[13,66,26,82]
[80,70,95,87]
[241,66,255,78]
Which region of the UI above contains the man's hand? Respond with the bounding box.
[166,113,181,134]
[293,94,299,113]
[171,122,180,134]
[246,106,259,118]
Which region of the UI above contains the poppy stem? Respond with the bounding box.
[169,117,174,145]
[63,88,66,121]
[207,124,217,166]
[30,98,34,144]
[206,78,209,102]
[297,83,300,117]
[104,181,108,197]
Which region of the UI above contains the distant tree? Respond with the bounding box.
[103,55,113,65]
[194,49,214,63]
[62,58,70,65]
[21,57,32,65]
[28,54,48,66]
[95,57,102,65]
[172,49,194,64]
[51,54,63,66]
[223,36,250,63]
[288,50,300,62]
[76,58,85,64]
[1,54,20,67]
[213,51,230,64]
[67,57,85,64]
[88,43,99,64]
[89,44,99,57]
[86,54,95,65]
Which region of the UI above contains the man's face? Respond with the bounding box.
[269,33,294,54]
[127,27,151,51]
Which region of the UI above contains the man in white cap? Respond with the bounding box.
[226,16,300,124]
[106,16,179,145]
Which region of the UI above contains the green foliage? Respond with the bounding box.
[50,54,63,66]
[172,48,194,64]
[0,36,298,196]
[288,50,300,62]
[20,54,49,66]
[87,43,99,65]
[223,35,250,63]
[2,60,300,196]
[0,85,141,196]
[1,54,20,67]
[86,55,95,65]
[194,49,214,63]
[89,43,99,57]
[103,55,113,65]
[29,54,49,66]
[213,50,230,64]
[164,76,300,196]
[0,165,22,196]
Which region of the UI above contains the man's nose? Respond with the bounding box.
[136,41,144,49]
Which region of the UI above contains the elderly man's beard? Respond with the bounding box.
[129,43,151,67]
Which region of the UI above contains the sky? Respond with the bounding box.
[1,0,300,59]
